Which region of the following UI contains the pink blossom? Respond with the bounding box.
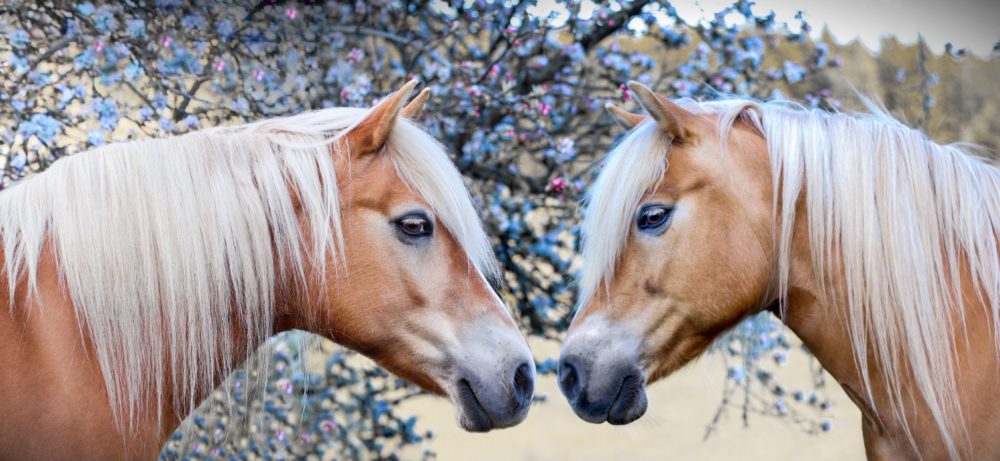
[549,177,566,193]
[620,83,632,101]
[161,37,172,47]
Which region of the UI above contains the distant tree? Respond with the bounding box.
[1,1,846,457]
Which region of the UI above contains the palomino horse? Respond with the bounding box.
[559,82,999,460]
[0,81,535,460]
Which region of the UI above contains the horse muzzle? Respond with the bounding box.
[558,352,647,425]
[558,315,648,425]
[451,360,535,431]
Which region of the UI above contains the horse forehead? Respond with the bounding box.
[660,128,756,188]
[343,155,425,210]
[658,142,715,187]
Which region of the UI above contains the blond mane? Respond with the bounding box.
[581,98,1000,459]
[0,107,498,430]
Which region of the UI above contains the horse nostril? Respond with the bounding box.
[558,356,582,401]
[512,362,534,407]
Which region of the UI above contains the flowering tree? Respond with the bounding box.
[2,0,848,457]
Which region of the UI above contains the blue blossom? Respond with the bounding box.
[783,61,806,83]
[87,129,105,146]
[286,49,301,68]
[158,117,177,133]
[9,152,26,173]
[76,2,95,16]
[9,54,29,74]
[181,13,206,30]
[93,7,117,34]
[555,137,576,161]
[65,19,80,37]
[56,85,76,107]
[124,62,143,81]
[152,93,168,110]
[230,97,250,115]
[728,366,746,382]
[155,0,182,11]
[125,19,146,39]
[216,18,236,40]
[536,358,559,374]
[17,113,61,144]
[34,115,60,143]
[29,71,51,86]
[562,43,585,61]
[73,49,97,70]
[181,115,199,130]
[99,71,121,86]
[91,98,119,130]
[774,399,787,415]
[138,106,154,121]
[10,29,29,49]
[10,97,26,112]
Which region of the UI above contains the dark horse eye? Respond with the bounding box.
[636,204,674,233]
[395,213,433,240]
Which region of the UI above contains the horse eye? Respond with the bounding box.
[394,214,433,240]
[636,205,674,233]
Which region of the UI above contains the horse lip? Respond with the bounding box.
[607,374,647,425]
[456,378,495,432]
[571,393,610,424]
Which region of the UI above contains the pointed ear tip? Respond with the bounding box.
[392,80,420,99]
[626,80,646,91]
[605,103,631,115]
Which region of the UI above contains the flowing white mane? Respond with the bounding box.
[0,107,498,430]
[581,98,1000,459]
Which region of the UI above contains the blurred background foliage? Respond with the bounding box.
[1,0,996,459]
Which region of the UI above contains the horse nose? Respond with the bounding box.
[558,354,583,402]
[512,361,535,408]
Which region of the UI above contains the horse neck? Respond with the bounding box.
[775,197,999,455]
[162,303,286,432]
[771,196,887,428]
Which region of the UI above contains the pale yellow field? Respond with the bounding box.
[398,338,866,461]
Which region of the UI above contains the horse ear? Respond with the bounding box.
[402,88,431,120]
[345,79,419,157]
[605,103,646,129]
[627,81,692,140]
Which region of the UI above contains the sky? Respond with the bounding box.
[530,0,1000,57]
[674,0,1000,56]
